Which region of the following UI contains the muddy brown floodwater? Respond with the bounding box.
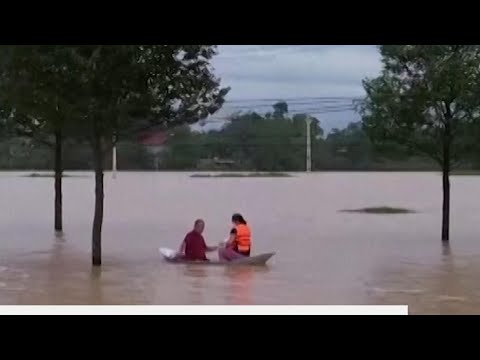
[1,171,480,313]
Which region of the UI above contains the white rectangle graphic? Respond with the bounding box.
[0,305,408,315]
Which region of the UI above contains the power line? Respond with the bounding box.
[226,99,357,109]
[225,96,362,104]
[210,108,356,116]
[202,107,356,123]
[170,134,319,139]
[166,143,320,147]
[206,99,358,117]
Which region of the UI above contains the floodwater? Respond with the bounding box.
[1,171,480,314]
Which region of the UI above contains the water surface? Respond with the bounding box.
[1,171,479,314]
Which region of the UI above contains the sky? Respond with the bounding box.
[213,45,382,99]
[195,45,383,133]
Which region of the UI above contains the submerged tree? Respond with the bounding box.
[0,46,78,232]
[359,45,480,243]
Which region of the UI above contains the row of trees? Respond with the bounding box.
[160,107,415,171]
[159,101,474,172]
[0,45,229,266]
[0,112,445,172]
[0,100,438,172]
[0,138,154,170]
[163,103,325,171]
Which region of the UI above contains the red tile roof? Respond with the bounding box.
[138,130,168,146]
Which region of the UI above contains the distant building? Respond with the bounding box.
[197,157,235,170]
[138,129,168,170]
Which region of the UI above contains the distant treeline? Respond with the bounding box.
[2,102,479,172]
[0,138,153,170]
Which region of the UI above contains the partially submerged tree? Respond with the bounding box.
[68,45,229,265]
[359,45,480,243]
[0,46,77,231]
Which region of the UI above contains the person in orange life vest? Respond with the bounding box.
[218,213,251,261]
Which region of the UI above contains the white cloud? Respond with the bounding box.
[202,45,383,132]
[212,45,382,99]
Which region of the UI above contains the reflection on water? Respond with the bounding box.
[183,266,208,304]
[442,243,451,257]
[2,171,480,313]
[367,246,480,314]
[224,267,262,305]
[89,267,104,304]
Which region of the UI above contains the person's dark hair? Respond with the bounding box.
[194,219,204,226]
[232,213,247,224]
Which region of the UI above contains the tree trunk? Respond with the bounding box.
[92,134,104,266]
[441,166,450,242]
[54,129,63,232]
[441,123,451,243]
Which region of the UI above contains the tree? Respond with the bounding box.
[273,101,288,118]
[0,46,78,232]
[359,45,480,243]
[66,45,228,266]
[325,122,373,169]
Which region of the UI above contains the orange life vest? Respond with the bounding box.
[234,224,251,252]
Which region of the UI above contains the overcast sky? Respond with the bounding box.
[196,45,383,133]
[212,45,382,100]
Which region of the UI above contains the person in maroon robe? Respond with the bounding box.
[178,219,217,261]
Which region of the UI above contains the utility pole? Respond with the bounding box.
[305,117,312,172]
[112,134,117,179]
